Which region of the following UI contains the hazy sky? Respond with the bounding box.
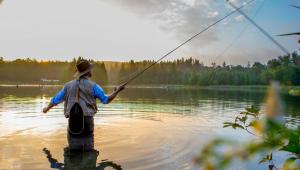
[0,0,299,65]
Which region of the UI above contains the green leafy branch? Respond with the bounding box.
[196,106,300,170]
[223,105,260,136]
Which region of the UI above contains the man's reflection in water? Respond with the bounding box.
[43,147,122,170]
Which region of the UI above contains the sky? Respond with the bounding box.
[0,0,299,65]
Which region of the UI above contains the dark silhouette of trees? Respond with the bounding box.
[0,52,299,86]
[113,52,300,86]
[0,57,108,85]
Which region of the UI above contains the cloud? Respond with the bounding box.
[105,0,223,49]
[208,11,219,18]
[234,15,244,22]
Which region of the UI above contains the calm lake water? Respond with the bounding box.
[0,86,299,170]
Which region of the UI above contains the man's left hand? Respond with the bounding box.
[114,84,126,93]
[43,107,49,114]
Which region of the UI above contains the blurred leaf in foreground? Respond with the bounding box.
[196,82,300,170]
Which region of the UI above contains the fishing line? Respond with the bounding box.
[215,0,266,60]
[118,0,257,86]
[207,0,266,84]
[227,0,290,56]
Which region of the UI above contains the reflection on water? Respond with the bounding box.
[0,86,299,170]
[43,148,122,170]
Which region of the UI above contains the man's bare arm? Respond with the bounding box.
[42,87,66,113]
[43,103,56,113]
[107,84,126,104]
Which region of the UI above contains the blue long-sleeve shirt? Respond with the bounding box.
[50,84,109,105]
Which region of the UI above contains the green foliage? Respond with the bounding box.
[95,52,300,86]
[91,62,108,85]
[263,52,300,85]
[280,130,300,154]
[222,105,260,135]
[289,89,300,96]
[0,52,300,86]
[197,107,300,170]
[0,57,108,85]
[258,153,272,164]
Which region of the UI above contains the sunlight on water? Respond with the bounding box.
[0,86,299,170]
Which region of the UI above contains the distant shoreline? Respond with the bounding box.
[1,83,299,90]
[0,84,63,87]
[2,83,300,96]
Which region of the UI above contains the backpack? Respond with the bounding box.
[68,80,93,138]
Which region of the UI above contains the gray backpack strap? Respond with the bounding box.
[76,80,80,103]
[68,79,84,135]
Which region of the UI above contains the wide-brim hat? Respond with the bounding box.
[74,59,93,78]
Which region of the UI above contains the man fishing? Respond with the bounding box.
[43,59,125,151]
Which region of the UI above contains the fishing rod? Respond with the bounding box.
[290,5,300,10]
[119,0,257,86]
[227,0,290,56]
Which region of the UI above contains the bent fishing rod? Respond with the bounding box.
[119,0,257,87]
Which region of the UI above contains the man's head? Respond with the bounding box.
[74,59,93,78]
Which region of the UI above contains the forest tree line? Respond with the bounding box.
[0,52,300,86]
[0,57,108,85]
